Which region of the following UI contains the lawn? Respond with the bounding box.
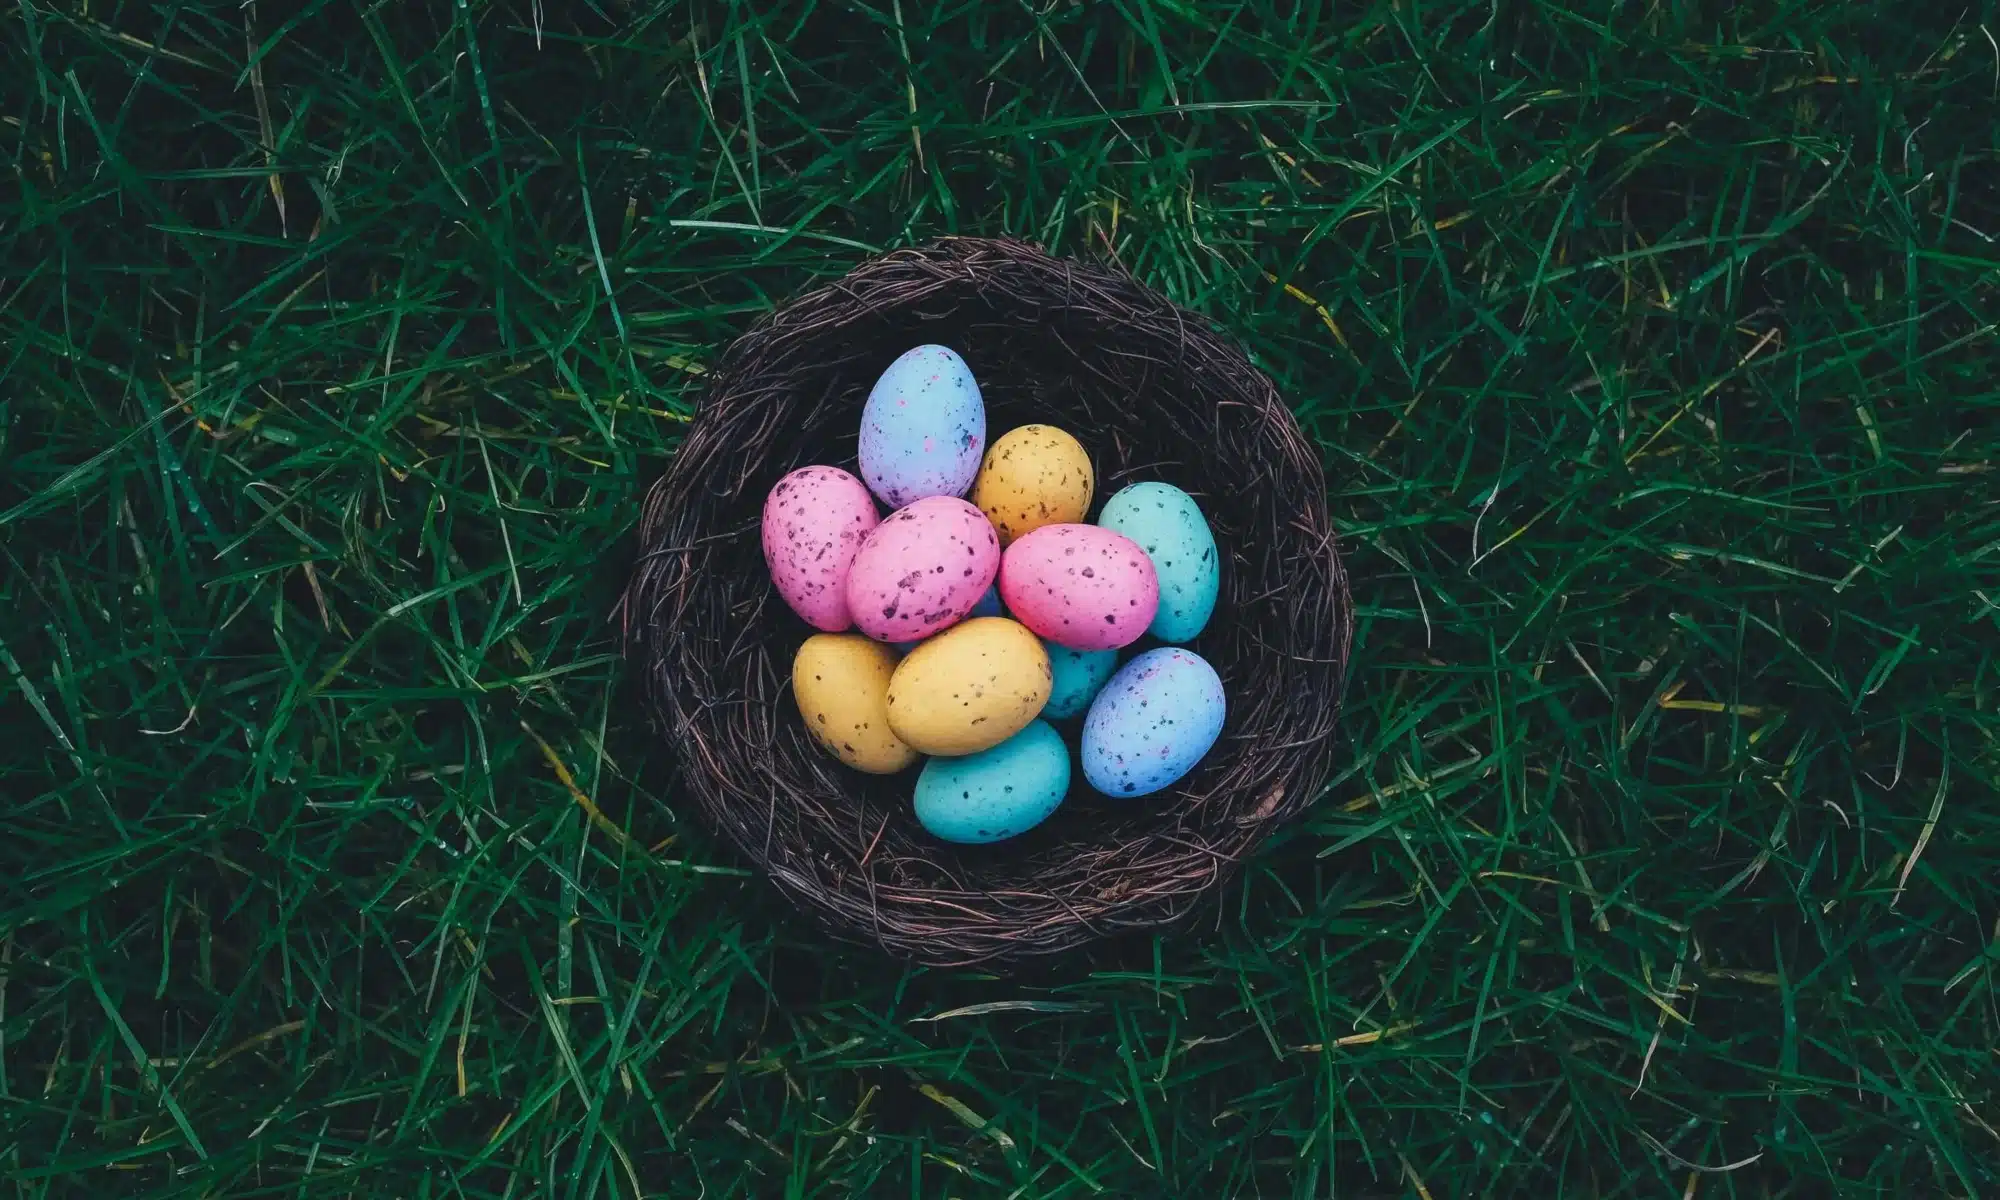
[4,1,1998,1195]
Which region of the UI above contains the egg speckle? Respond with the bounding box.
[997,523,1158,651]
[1082,647,1226,797]
[792,634,918,774]
[913,720,1071,844]
[970,424,1094,546]
[761,466,879,631]
[858,345,986,507]
[1096,482,1220,644]
[846,496,1001,643]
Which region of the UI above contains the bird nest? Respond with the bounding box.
[622,236,1351,965]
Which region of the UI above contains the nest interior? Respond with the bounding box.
[624,237,1350,965]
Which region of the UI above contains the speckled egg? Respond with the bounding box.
[792,634,918,774]
[1041,642,1119,720]
[858,344,987,508]
[886,617,1051,756]
[1082,647,1226,797]
[846,497,1000,644]
[970,424,1094,545]
[998,524,1159,651]
[913,720,1071,844]
[969,583,1005,619]
[893,584,1003,654]
[1096,482,1220,644]
[761,466,880,631]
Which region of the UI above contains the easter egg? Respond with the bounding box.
[858,344,986,508]
[969,424,1094,545]
[846,496,1000,644]
[792,634,918,774]
[997,524,1159,651]
[1041,642,1118,720]
[1096,482,1219,643]
[969,583,1006,619]
[886,617,1051,756]
[913,720,1071,844]
[893,584,1003,654]
[1082,647,1226,797]
[761,466,879,631]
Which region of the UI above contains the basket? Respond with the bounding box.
[622,236,1351,965]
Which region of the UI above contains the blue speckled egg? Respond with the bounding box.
[1041,641,1118,719]
[969,583,1005,620]
[1082,648,1226,797]
[858,345,987,508]
[894,585,1002,654]
[1095,482,1219,644]
[913,720,1071,844]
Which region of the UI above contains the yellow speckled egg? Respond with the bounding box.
[793,634,919,774]
[886,617,1052,756]
[970,424,1094,546]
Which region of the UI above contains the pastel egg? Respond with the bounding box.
[886,617,1051,756]
[858,344,986,508]
[761,466,879,631]
[1041,642,1118,720]
[997,524,1158,651]
[969,583,1006,619]
[970,424,1094,545]
[1096,482,1219,643]
[845,497,1000,643]
[913,720,1071,844]
[893,585,1002,654]
[1082,648,1226,797]
[792,634,918,774]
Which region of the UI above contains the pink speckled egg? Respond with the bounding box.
[846,496,1001,643]
[999,524,1159,651]
[762,466,880,631]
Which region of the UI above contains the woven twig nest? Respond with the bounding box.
[623,236,1351,965]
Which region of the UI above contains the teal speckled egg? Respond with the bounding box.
[1095,482,1219,644]
[1041,641,1118,719]
[912,720,1071,844]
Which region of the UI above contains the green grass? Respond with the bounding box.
[4,0,1999,1195]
